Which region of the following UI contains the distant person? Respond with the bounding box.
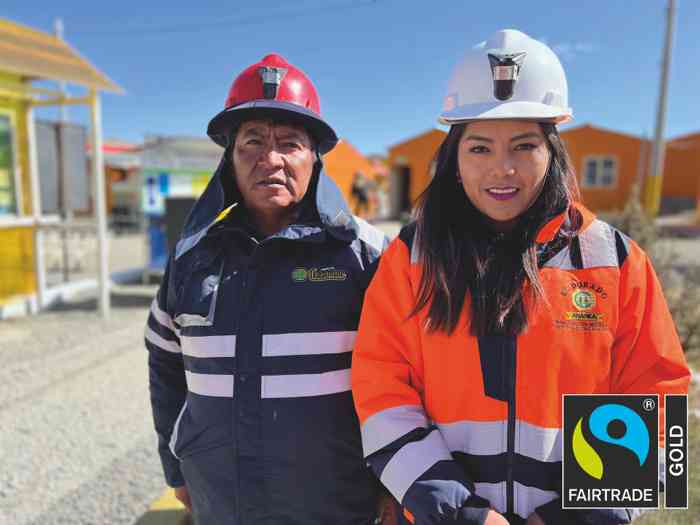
[352,171,371,217]
[352,30,690,525]
[145,53,390,524]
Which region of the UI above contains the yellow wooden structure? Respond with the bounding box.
[0,17,122,317]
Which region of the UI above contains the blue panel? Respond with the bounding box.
[148,217,168,270]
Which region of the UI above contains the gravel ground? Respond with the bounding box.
[0,285,165,525]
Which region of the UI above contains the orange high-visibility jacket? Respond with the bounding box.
[352,204,690,524]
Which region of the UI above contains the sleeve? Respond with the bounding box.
[535,241,691,525]
[352,236,489,525]
[145,256,187,487]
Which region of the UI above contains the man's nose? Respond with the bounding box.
[259,145,285,169]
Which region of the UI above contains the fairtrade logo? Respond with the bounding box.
[572,404,650,480]
[291,268,308,282]
[572,290,596,311]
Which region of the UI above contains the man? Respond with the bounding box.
[145,53,389,524]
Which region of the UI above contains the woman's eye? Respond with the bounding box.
[246,139,262,146]
[515,142,537,151]
[469,145,489,153]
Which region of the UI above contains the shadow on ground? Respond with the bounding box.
[133,508,191,525]
[48,285,158,312]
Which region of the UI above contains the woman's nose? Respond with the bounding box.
[494,154,516,177]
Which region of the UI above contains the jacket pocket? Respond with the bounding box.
[173,254,225,328]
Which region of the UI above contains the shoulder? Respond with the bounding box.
[545,218,633,271]
[576,219,631,269]
[352,215,390,257]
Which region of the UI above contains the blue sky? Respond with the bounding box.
[5,0,700,155]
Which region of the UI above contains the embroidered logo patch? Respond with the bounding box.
[292,267,348,283]
[556,281,608,331]
[572,290,596,311]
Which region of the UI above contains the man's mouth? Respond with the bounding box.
[258,178,287,188]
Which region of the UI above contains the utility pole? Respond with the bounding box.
[644,0,677,216]
[55,17,73,283]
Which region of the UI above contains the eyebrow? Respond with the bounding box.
[241,127,268,138]
[464,132,542,143]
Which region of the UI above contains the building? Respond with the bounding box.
[386,124,700,218]
[323,139,377,217]
[386,129,446,218]
[0,17,121,317]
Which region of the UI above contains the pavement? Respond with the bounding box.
[0,284,169,525]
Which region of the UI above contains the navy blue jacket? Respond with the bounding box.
[145,156,388,525]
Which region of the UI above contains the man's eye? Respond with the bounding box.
[245,139,261,146]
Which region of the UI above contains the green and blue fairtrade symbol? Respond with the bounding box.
[572,403,650,480]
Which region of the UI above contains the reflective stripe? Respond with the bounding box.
[261,368,350,398]
[437,420,507,456]
[437,419,561,462]
[145,325,181,354]
[544,220,620,270]
[542,245,575,270]
[262,331,356,357]
[181,334,236,358]
[362,405,429,457]
[516,420,562,462]
[380,429,452,503]
[579,220,618,268]
[168,400,188,459]
[410,229,420,264]
[150,299,180,336]
[514,481,557,519]
[355,216,388,253]
[474,482,506,514]
[185,371,234,397]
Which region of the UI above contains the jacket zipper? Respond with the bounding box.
[506,338,516,516]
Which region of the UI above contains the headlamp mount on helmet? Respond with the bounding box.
[487,51,527,101]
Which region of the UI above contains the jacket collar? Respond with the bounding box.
[175,153,358,260]
[535,201,596,244]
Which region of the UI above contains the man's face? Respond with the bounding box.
[232,120,315,218]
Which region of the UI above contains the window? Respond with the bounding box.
[582,156,617,189]
[0,114,18,215]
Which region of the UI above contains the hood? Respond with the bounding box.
[174,153,358,259]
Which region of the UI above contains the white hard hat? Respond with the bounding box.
[439,29,573,125]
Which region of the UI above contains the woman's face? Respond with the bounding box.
[457,120,551,230]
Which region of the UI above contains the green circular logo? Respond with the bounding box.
[292,268,308,282]
[572,290,596,311]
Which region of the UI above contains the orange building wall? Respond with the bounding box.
[560,125,647,212]
[323,140,374,205]
[664,133,700,199]
[387,129,447,206]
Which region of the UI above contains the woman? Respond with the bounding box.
[352,30,690,525]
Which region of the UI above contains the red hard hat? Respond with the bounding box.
[207,53,338,153]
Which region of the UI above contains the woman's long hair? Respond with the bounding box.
[411,122,581,336]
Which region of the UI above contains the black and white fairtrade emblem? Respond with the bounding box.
[487,52,527,101]
[258,66,287,99]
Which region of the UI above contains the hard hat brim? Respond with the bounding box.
[207,100,339,154]
[438,101,572,125]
